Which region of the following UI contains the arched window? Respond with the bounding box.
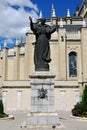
[69,52,77,77]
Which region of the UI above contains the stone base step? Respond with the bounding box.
[21,112,60,128]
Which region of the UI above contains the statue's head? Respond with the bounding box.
[38,18,46,25]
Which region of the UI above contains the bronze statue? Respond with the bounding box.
[29,16,56,71]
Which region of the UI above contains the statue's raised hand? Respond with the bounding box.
[29,16,32,22]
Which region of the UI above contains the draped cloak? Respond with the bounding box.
[30,21,56,69]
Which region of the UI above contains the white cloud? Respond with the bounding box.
[0,0,38,11]
[6,38,14,44]
[0,0,39,39]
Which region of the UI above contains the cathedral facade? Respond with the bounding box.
[0,0,87,111]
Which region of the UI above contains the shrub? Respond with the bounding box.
[0,113,8,118]
[83,112,87,117]
[82,85,87,106]
[72,102,83,117]
[0,99,8,118]
[0,99,4,114]
[72,85,87,117]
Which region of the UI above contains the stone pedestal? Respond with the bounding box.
[22,72,60,128]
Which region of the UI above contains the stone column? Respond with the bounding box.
[0,50,3,87]
[24,32,35,80]
[14,40,19,80]
[58,28,67,80]
[2,42,8,81]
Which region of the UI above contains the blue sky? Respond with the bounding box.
[0,0,83,49]
[33,0,82,18]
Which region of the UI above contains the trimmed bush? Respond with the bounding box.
[72,102,85,117]
[0,99,8,118]
[72,85,87,117]
[0,113,8,118]
[0,99,4,114]
[82,85,87,106]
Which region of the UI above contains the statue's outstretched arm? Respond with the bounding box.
[29,16,32,23]
[29,16,38,33]
[50,25,56,34]
[29,16,33,29]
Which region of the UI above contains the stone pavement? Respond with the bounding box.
[0,111,87,130]
[59,111,87,130]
